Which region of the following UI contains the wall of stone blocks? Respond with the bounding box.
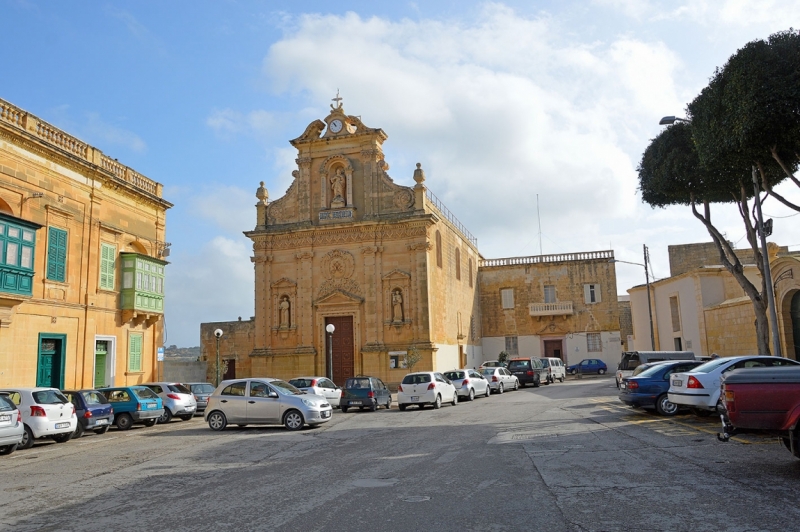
[704,300,759,356]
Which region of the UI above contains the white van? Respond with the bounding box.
[615,351,695,388]
[538,357,566,384]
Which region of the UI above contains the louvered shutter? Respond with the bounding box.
[47,227,67,282]
[100,243,116,290]
[129,334,143,372]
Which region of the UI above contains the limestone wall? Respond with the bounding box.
[704,298,758,356]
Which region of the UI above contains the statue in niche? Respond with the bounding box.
[330,167,346,208]
[392,289,404,322]
[279,296,291,328]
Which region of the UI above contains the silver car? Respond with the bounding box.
[288,376,341,408]
[205,378,332,431]
[481,367,519,394]
[0,395,24,455]
[143,382,197,423]
[443,369,491,400]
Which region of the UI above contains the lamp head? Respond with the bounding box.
[326,324,335,334]
[214,328,223,339]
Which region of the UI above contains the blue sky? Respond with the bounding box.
[3,0,799,346]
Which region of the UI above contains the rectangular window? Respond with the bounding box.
[468,258,473,288]
[544,285,556,303]
[99,243,116,290]
[6,242,18,266]
[584,283,601,304]
[505,336,519,356]
[136,272,142,290]
[20,246,32,269]
[128,333,143,372]
[674,337,683,351]
[46,227,68,282]
[587,332,602,352]
[670,296,681,332]
[501,288,514,309]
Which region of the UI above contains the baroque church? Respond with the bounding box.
[201,97,623,386]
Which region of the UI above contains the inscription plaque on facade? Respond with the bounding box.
[319,209,354,221]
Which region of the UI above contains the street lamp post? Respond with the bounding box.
[610,246,656,350]
[325,323,335,382]
[214,328,223,386]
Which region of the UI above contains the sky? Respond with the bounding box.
[2,0,799,347]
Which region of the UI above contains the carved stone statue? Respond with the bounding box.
[330,168,346,208]
[392,289,403,322]
[279,296,290,328]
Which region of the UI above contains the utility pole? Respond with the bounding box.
[752,166,781,356]
[644,244,656,351]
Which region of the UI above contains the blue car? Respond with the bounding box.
[99,386,163,431]
[618,360,704,416]
[566,359,608,375]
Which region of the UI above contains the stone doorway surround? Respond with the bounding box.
[542,338,564,363]
[314,291,363,383]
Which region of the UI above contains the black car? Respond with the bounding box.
[340,376,391,412]
[63,389,114,438]
[507,358,545,387]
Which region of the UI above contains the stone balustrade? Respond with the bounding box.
[529,301,574,316]
[482,250,614,268]
[0,97,162,198]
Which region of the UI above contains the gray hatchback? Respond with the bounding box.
[142,382,197,423]
[0,395,24,455]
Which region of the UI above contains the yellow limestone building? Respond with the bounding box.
[0,97,171,389]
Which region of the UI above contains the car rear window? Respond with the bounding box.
[481,369,496,377]
[168,384,191,394]
[191,384,215,394]
[0,396,15,412]
[443,371,465,380]
[289,379,314,388]
[33,390,69,404]
[401,374,431,385]
[346,378,372,389]
[508,360,531,370]
[81,391,109,405]
[620,353,641,370]
[133,388,159,400]
[691,358,733,373]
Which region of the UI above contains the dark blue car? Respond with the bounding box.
[63,390,115,438]
[566,359,608,375]
[618,360,704,416]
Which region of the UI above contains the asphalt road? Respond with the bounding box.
[2,377,799,532]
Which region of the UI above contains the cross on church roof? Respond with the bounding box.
[331,89,343,110]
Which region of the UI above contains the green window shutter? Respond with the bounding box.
[128,333,143,372]
[47,227,67,282]
[100,243,116,290]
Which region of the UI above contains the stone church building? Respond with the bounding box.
[201,100,622,386]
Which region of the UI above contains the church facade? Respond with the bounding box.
[200,100,622,385]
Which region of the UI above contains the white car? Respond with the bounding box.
[538,357,566,384]
[480,367,519,394]
[0,388,77,449]
[668,356,799,414]
[0,395,24,455]
[397,372,458,410]
[288,376,341,408]
[443,369,491,401]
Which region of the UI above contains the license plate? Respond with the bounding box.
[620,382,626,389]
[514,372,523,375]
[411,396,419,402]
[322,411,331,418]
[95,419,108,425]
[186,406,195,411]
[55,422,70,429]
[0,414,10,422]
[147,403,157,409]
[672,380,682,387]
[350,400,362,405]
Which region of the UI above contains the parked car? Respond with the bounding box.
[479,360,507,369]
[567,359,608,375]
[185,382,216,415]
[618,360,704,416]
[63,389,114,438]
[99,386,164,430]
[538,357,566,384]
[0,388,77,449]
[142,382,197,423]
[616,351,696,388]
[443,369,491,401]
[507,358,545,387]
[397,372,458,410]
[288,376,342,408]
[480,367,519,394]
[340,376,391,412]
[205,378,332,431]
[0,394,24,455]
[668,355,800,415]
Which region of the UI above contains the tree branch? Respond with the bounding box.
[771,146,800,188]
[759,160,800,212]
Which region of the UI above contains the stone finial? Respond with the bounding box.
[256,181,269,204]
[413,163,425,185]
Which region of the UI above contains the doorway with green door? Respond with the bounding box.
[94,335,116,388]
[36,334,66,389]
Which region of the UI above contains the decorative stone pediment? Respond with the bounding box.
[271,277,297,289]
[382,269,411,281]
[314,288,364,307]
[535,320,571,336]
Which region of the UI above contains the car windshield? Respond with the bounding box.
[443,371,465,380]
[81,391,109,405]
[289,379,314,388]
[33,390,69,404]
[270,380,303,395]
[346,378,372,389]
[190,384,215,394]
[691,358,735,374]
[168,384,191,394]
[508,361,530,370]
[401,374,431,385]
[133,387,159,400]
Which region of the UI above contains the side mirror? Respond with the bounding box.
[268,392,278,399]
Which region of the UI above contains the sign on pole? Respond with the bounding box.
[157,347,165,362]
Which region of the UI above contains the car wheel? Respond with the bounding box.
[598,368,606,375]
[143,419,157,427]
[451,392,458,406]
[179,414,194,421]
[52,432,72,444]
[533,377,540,388]
[570,369,577,375]
[341,407,349,413]
[498,383,504,395]
[283,410,304,430]
[559,376,565,382]
[0,444,17,455]
[468,388,475,402]
[73,422,85,439]
[158,408,173,424]
[781,433,800,458]
[399,404,407,411]
[370,402,378,412]
[514,380,519,391]
[93,425,110,435]
[207,411,227,431]
[386,397,392,410]
[655,394,679,416]
[19,425,34,450]
[116,413,133,431]
[433,395,442,409]
[485,386,491,398]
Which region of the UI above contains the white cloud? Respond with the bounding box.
[84,112,147,153]
[188,185,256,235]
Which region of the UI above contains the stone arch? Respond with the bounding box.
[128,240,148,255]
[0,197,13,216]
[791,291,800,360]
